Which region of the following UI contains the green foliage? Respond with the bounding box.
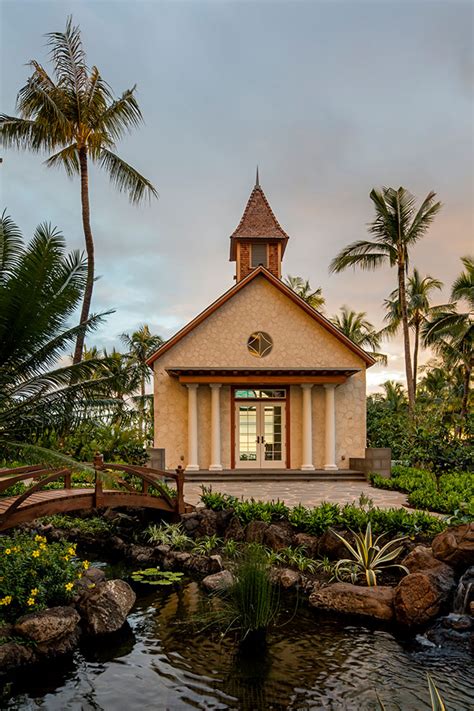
[201,491,446,538]
[146,522,192,550]
[0,533,88,622]
[370,466,474,517]
[333,523,408,586]
[200,487,289,524]
[0,481,27,497]
[130,568,183,586]
[192,535,222,556]
[221,539,241,559]
[40,514,115,536]
[275,546,317,573]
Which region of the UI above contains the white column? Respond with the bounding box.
[300,384,315,471]
[324,384,337,470]
[185,384,199,471]
[209,384,223,471]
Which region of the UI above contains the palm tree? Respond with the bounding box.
[330,187,442,413]
[381,381,407,414]
[330,306,387,364]
[284,275,325,310]
[422,256,473,426]
[121,325,162,439]
[0,17,157,365]
[0,212,110,441]
[382,269,443,394]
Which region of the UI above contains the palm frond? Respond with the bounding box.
[44,143,80,176]
[0,211,24,282]
[99,148,158,203]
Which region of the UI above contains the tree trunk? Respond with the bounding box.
[73,147,95,365]
[398,263,415,413]
[140,375,145,440]
[460,361,471,425]
[413,320,420,398]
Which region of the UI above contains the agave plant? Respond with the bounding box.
[333,523,408,586]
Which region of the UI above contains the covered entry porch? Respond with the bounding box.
[166,367,361,473]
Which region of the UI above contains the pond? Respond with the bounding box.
[1,580,473,710]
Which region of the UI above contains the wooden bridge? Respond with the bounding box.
[0,454,192,531]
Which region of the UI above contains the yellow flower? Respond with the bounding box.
[5,548,11,555]
[32,550,40,558]
[27,597,35,606]
[30,588,39,596]
[68,547,75,556]
[65,582,74,592]
[34,535,46,543]
[39,542,47,550]
[0,595,12,606]
[82,560,90,570]
[63,555,70,562]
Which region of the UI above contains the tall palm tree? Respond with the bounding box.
[284,275,325,310]
[381,381,407,414]
[422,256,473,425]
[121,325,162,439]
[330,306,387,364]
[0,212,110,441]
[330,187,442,413]
[382,269,443,394]
[0,17,157,365]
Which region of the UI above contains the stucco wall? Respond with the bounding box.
[153,275,367,470]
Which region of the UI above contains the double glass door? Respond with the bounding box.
[236,402,286,468]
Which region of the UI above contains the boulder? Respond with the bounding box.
[453,566,474,615]
[245,520,269,544]
[183,554,222,577]
[77,579,136,635]
[202,570,234,593]
[75,566,106,597]
[0,642,37,670]
[216,509,234,533]
[224,516,245,542]
[194,509,219,537]
[181,512,200,534]
[271,567,301,589]
[402,546,451,574]
[432,524,474,569]
[14,606,81,655]
[309,583,394,621]
[394,566,455,627]
[318,529,351,560]
[264,522,294,551]
[294,533,319,558]
[127,544,158,565]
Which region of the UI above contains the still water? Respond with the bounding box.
[2,581,473,711]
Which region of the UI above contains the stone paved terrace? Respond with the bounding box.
[184,480,410,510]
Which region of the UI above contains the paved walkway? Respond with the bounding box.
[184,480,410,510]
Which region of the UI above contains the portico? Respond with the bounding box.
[147,177,375,475]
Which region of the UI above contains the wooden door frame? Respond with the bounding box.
[230,386,291,469]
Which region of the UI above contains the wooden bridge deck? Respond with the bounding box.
[0,456,192,531]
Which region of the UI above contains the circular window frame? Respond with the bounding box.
[247,331,273,358]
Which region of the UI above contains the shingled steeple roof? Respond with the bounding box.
[229,174,289,260]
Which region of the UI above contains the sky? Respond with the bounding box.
[1,0,473,392]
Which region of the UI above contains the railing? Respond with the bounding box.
[0,454,187,527]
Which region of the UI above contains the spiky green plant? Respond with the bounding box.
[333,523,408,586]
[146,522,192,550]
[192,535,222,556]
[275,546,317,573]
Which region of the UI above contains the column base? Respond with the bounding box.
[185,464,200,472]
[301,464,315,471]
[209,464,223,471]
[324,464,338,471]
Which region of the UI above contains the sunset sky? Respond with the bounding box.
[1,0,473,391]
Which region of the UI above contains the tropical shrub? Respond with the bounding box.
[333,523,408,586]
[370,466,474,516]
[200,491,446,538]
[0,533,89,622]
[40,514,116,536]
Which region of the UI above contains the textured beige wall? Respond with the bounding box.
[153,275,367,470]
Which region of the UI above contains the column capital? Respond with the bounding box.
[323,383,336,390]
[300,383,313,390]
[209,383,222,390]
[186,383,199,391]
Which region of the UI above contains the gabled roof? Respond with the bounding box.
[229,179,289,260]
[146,266,376,367]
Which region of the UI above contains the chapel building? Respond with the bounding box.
[147,177,375,473]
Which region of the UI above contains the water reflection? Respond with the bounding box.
[1,581,473,711]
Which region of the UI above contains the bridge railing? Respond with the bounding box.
[0,467,74,525]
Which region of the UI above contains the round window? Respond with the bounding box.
[247,332,273,358]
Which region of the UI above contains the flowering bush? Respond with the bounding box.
[0,533,89,622]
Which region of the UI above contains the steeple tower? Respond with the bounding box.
[229,174,289,282]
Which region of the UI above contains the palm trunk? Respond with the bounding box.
[413,320,420,398]
[398,263,415,413]
[73,146,95,365]
[140,375,145,440]
[460,361,471,425]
